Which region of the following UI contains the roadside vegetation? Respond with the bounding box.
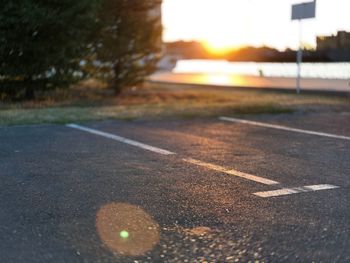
[2,1,348,127]
[0,0,161,100]
[1,80,349,126]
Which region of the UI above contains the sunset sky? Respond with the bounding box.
[162,0,350,51]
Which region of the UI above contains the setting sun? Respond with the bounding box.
[203,39,239,55]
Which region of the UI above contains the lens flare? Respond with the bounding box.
[119,230,129,239]
[96,203,160,256]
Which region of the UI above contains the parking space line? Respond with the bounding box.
[67,124,340,197]
[219,116,350,141]
[66,124,175,155]
[183,158,280,185]
[253,184,339,198]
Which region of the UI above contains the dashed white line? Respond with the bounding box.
[253,184,339,198]
[67,124,340,197]
[67,124,279,185]
[183,158,280,185]
[219,116,350,141]
[66,124,175,155]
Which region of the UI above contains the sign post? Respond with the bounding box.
[291,0,316,94]
[296,20,302,94]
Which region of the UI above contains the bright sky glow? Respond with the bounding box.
[162,0,350,50]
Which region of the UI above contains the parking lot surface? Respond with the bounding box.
[1,112,349,262]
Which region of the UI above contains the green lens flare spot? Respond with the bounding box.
[120,230,129,239]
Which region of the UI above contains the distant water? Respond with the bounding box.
[173,60,350,80]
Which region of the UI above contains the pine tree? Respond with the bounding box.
[90,0,162,94]
[0,0,99,100]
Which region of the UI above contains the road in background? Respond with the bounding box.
[150,72,350,94]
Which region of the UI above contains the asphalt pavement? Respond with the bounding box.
[1,112,350,262]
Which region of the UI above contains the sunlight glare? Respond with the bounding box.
[163,0,350,50]
[163,0,250,51]
[203,39,238,55]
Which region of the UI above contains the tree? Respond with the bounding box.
[90,0,162,94]
[0,0,99,100]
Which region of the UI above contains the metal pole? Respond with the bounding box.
[296,19,303,94]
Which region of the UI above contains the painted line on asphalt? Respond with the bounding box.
[66,124,175,155]
[67,124,279,185]
[183,158,280,185]
[67,124,340,196]
[219,116,350,141]
[253,184,339,198]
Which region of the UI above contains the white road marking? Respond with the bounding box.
[219,116,350,141]
[67,123,279,185]
[183,158,279,185]
[66,124,175,155]
[67,124,340,197]
[253,184,339,198]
